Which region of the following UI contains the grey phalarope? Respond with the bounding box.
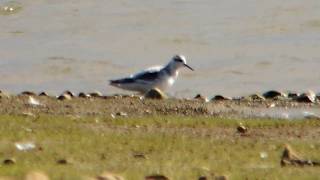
[109,55,194,93]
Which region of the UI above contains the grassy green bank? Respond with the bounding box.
[0,115,319,179]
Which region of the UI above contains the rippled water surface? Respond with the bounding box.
[1,0,320,97]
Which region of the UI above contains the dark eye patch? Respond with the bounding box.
[174,57,183,62]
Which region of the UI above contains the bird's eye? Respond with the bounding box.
[174,58,183,62]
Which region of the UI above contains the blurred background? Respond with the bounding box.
[0,0,320,97]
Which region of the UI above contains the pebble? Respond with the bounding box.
[21,91,37,96]
[133,153,147,159]
[296,91,316,103]
[89,91,103,98]
[116,112,128,117]
[145,175,169,180]
[211,95,232,101]
[57,93,72,100]
[144,88,167,99]
[198,176,207,180]
[194,94,209,102]
[263,90,285,99]
[56,159,69,165]
[78,92,91,98]
[237,123,248,134]
[38,92,49,96]
[3,158,16,165]
[63,90,75,97]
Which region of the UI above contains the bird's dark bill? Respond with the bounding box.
[184,64,194,71]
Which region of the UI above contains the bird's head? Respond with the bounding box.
[170,55,194,71]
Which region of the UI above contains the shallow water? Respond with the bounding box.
[242,107,320,120]
[0,0,320,97]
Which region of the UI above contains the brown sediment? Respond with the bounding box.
[0,94,319,117]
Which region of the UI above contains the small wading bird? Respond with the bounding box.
[110,55,194,93]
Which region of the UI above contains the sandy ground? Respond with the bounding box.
[0,94,319,118]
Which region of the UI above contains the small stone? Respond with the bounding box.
[296,91,316,103]
[133,153,147,159]
[211,95,232,101]
[25,171,49,180]
[116,112,128,117]
[194,94,209,102]
[121,94,131,98]
[263,90,285,99]
[89,91,103,98]
[56,159,69,165]
[96,172,124,180]
[144,88,167,99]
[63,90,75,97]
[78,92,91,98]
[21,91,37,96]
[3,158,15,165]
[38,92,49,96]
[145,175,169,180]
[237,123,248,134]
[57,93,72,100]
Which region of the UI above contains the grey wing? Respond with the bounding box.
[133,71,161,82]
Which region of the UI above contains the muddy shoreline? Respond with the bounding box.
[1,91,320,119]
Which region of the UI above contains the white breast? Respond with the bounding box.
[168,77,175,86]
[154,69,179,91]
